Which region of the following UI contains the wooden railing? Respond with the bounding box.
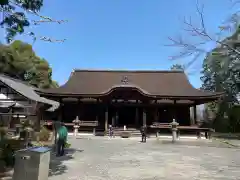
[44,120,98,127]
[79,121,98,127]
[151,122,171,128]
[150,122,214,139]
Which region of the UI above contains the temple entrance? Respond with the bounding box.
[117,106,136,127]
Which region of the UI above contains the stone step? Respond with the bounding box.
[107,132,141,135]
[108,130,140,133]
[111,131,141,134]
[107,129,142,137]
[112,128,139,131]
[113,129,139,132]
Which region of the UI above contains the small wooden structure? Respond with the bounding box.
[0,74,59,133]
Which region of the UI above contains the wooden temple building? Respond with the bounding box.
[37,70,224,133]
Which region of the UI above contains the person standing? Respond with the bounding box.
[56,123,68,156]
[140,125,147,143]
[109,125,114,138]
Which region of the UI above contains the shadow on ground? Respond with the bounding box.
[212,133,240,140]
[48,148,84,177]
[154,139,240,148]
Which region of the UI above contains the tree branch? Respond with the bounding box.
[32,19,68,25]
[167,0,240,62]
[1,0,67,43]
[26,32,67,43]
[9,0,66,23]
[230,0,240,7]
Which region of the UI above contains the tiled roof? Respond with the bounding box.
[0,74,59,111]
[38,69,223,100]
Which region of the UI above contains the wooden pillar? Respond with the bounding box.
[58,98,63,122]
[154,107,158,122]
[9,108,13,129]
[111,108,115,126]
[173,100,177,120]
[193,104,197,126]
[58,109,62,122]
[36,110,41,132]
[110,106,115,126]
[143,108,146,126]
[105,106,108,132]
[135,107,139,127]
[95,113,98,122]
[33,102,43,143]
[78,98,81,118]
[35,102,42,132]
[115,111,118,127]
[93,111,98,136]
[111,117,114,127]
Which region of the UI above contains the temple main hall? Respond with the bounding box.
[37,69,223,132]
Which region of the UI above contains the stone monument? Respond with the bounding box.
[73,116,80,137]
[170,119,179,143]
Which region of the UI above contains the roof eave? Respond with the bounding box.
[37,91,224,100]
[0,75,60,109]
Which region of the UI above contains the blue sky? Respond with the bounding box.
[2,0,236,86]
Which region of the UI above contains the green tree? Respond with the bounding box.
[0,40,58,88]
[200,44,240,132]
[50,80,59,88]
[170,64,185,71]
[0,0,66,43]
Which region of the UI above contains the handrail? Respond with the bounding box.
[44,120,98,127]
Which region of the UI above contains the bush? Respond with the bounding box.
[38,126,50,141]
[211,106,240,133]
[1,144,15,167]
[228,106,240,133]
[0,140,25,168]
[65,142,71,148]
[0,127,7,140]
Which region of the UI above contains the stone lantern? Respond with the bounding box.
[170,119,179,143]
[73,116,80,137]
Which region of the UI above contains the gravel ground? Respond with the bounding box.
[48,137,240,180]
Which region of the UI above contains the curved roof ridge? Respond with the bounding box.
[100,84,151,96]
[73,69,184,73]
[37,69,224,102]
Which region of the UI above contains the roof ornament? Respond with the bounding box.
[121,76,129,84]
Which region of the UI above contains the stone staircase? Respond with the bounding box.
[107,127,141,137]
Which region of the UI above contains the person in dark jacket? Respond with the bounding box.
[140,125,147,142]
[109,125,114,138]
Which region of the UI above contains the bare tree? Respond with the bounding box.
[167,0,240,64]
[1,0,67,43]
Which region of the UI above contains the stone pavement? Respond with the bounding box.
[220,139,240,147]
[48,137,240,180]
